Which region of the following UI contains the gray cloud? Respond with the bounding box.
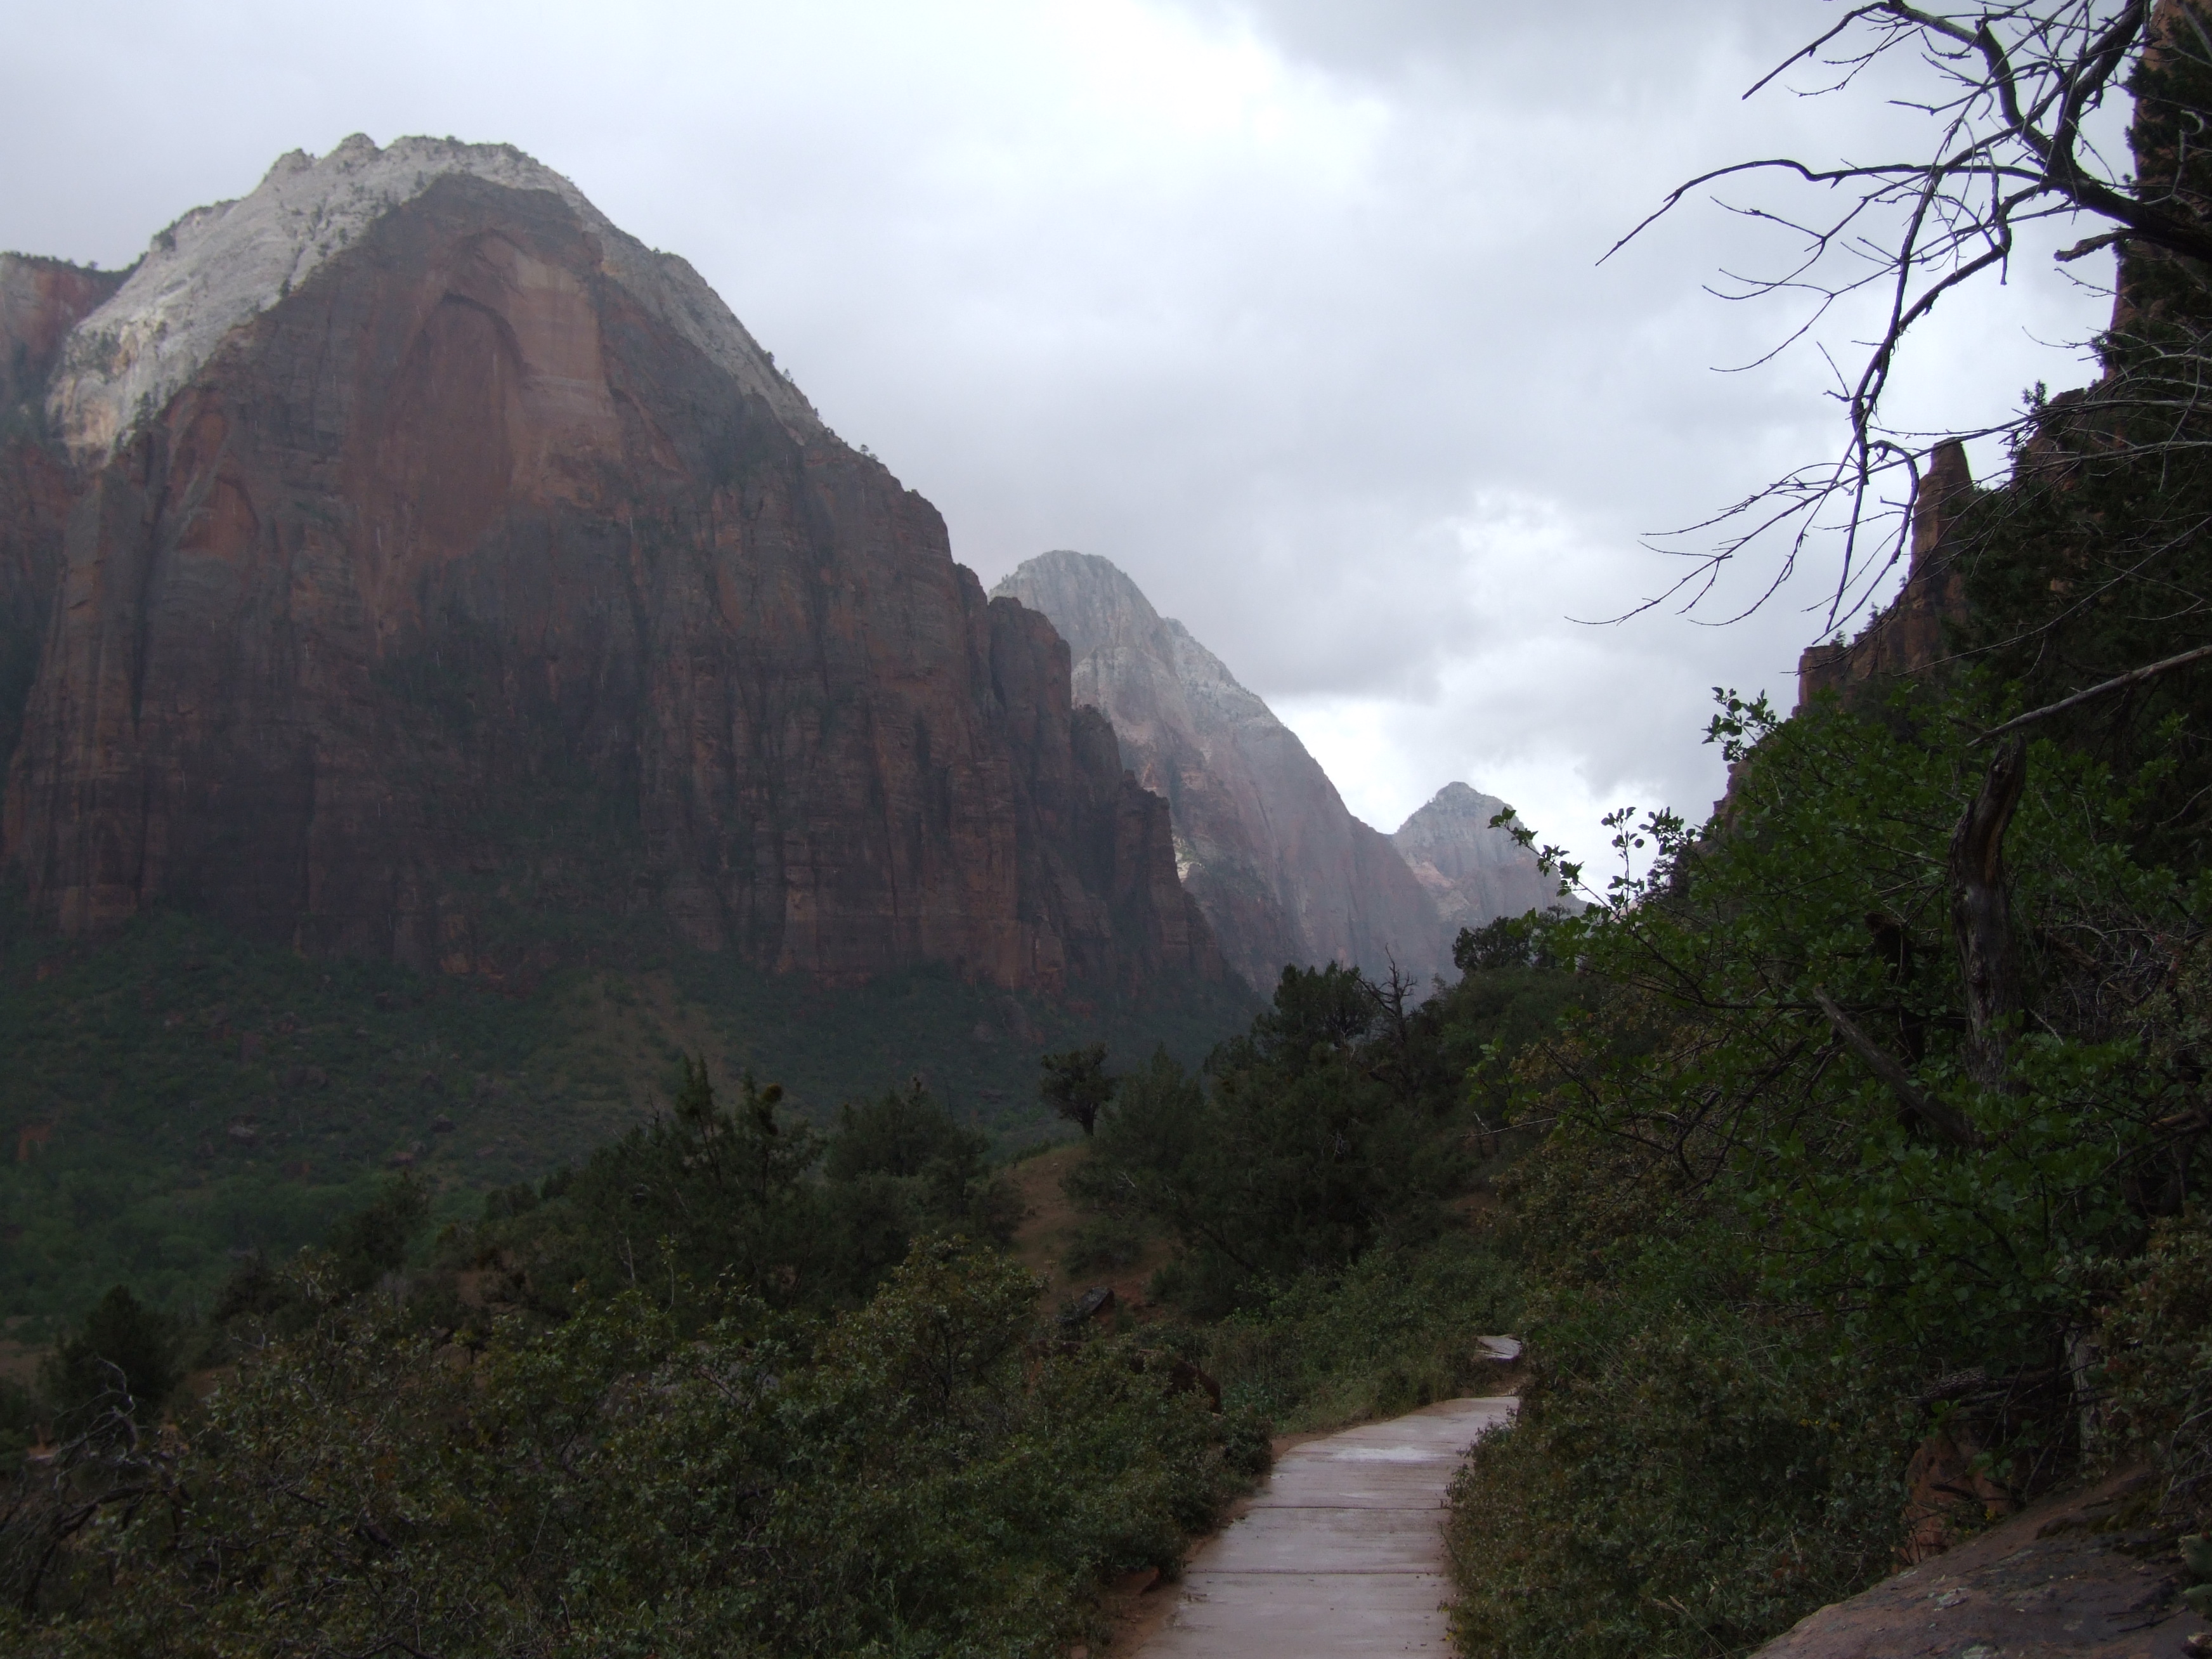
[0,0,2116,863]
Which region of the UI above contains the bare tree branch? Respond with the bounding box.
[1611,1,2212,639]
[1981,639,2212,736]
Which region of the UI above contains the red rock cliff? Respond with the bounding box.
[0,140,1218,992]
[0,255,126,778]
[1795,440,1975,708]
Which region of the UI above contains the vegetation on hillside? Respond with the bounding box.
[1440,677,2199,1655]
[0,1068,1273,1655]
[0,895,1251,1330]
[1,1245,1264,1657]
[0,915,1575,1653]
[1436,13,2212,1654]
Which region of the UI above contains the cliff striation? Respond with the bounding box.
[992,551,1550,987]
[0,138,1219,993]
[1,255,127,779]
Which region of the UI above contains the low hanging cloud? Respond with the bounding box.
[0,0,2115,864]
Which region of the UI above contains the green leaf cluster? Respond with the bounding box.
[1069,965,1504,1315]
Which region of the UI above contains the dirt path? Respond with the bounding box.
[1138,1395,1518,1657]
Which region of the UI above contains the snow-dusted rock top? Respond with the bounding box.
[48,134,820,462]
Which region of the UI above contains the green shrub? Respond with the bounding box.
[322,1173,430,1292]
[1061,1215,1147,1277]
[1197,1232,1522,1431]
[2100,1209,2212,1519]
[36,1284,182,1430]
[1070,971,1469,1314]
[0,1240,1260,1657]
[1447,1275,1904,1659]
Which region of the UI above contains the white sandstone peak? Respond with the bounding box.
[47,134,819,462]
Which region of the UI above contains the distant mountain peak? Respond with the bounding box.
[994,550,1551,987]
[1391,781,1557,935]
[993,550,1387,984]
[1395,782,1515,862]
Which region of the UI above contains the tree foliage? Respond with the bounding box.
[1070,970,1449,1311]
[1447,668,2212,1656]
[1039,1043,1117,1138]
[1068,960,1579,1315]
[449,1062,1017,1328]
[35,1285,181,1434]
[0,1240,1264,1656]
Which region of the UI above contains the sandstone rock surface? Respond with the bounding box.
[1,255,122,426]
[992,550,1551,987]
[1,139,1219,994]
[1747,1470,2207,1659]
[1797,440,1975,709]
[44,135,818,465]
[1,255,126,777]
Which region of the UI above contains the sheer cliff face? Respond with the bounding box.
[1389,783,1558,936]
[0,138,1218,992]
[992,550,1453,987]
[1,256,126,780]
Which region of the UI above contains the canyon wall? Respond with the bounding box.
[0,138,1219,993]
[1796,440,1975,709]
[0,256,126,781]
[993,550,1552,987]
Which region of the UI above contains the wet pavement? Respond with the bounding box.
[1140,1394,1518,1657]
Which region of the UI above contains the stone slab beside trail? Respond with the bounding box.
[1746,1468,2211,1659]
[1140,1394,1516,1658]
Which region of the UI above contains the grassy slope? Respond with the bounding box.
[0,899,1256,1330]
[1003,1142,1179,1310]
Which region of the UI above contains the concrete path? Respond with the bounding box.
[1140,1394,1518,1657]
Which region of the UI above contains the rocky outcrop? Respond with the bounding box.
[992,551,1549,987]
[1797,441,1975,709]
[1748,1469,2206,1658]
[1,255,124,428]
[0,138,1219,993]
[1391,783,1557,937]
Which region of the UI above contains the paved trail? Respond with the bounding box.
[1140,1395,1518,1658]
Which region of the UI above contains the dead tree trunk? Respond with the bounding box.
[1949,738,2028,1093]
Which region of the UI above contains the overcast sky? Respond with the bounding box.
[0,1,2118,869]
